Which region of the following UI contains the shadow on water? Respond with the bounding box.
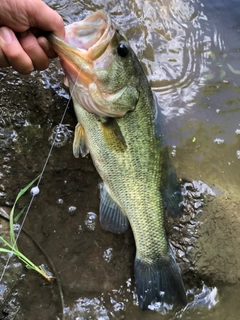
[0,0,240,319]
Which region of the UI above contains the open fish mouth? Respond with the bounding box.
[48,10,116,83]
[48,10,132,118]
[64,10,115,60]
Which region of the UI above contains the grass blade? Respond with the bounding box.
[0,236,53,281]
[9,175,40,248]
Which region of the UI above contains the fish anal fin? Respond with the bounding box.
[99,183,129,234]
[73,123,89,158]
[134,247,187,310]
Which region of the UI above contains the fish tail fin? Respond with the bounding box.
[134,248,187,309]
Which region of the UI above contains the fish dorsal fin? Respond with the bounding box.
[99,183,129,234]
[73,123,89,158]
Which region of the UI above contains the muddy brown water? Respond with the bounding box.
[0,0,240,319]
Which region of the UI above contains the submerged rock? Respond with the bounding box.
[168,180,240,285]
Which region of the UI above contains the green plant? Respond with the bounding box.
[0,175,54,281]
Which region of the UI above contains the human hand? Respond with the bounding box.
[0,0,65,74]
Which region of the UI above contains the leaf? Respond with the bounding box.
[9,175,40,248]
[0,176,54,282]
[227,63,240,75]
[14,207,26,223]
[209,51,216,61]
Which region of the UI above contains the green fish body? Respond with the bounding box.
[48,10,187,309]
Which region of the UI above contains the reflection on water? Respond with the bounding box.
[63,281,219,319]
[0,0,240,319]
[84,212,98,231]
[49,124,73,148]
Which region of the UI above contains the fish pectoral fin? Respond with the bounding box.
[73,123,89,158]
[100,118,126,153]
[99,183,129,234]
[63,76,69,87]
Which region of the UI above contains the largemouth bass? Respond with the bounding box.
[48,10,187,309]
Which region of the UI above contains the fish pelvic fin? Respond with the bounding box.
[99,183,129,233]
[134,248,187,310]
[73,122,89,158]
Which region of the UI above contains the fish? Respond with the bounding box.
[48,10,187,309]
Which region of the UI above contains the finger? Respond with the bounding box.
[18,30,49,71]
[0,27,34,74]
[37,36,58,59]
[0,46,10,68]
[28,2,65,39]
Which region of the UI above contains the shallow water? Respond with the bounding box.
[0,0,240,319]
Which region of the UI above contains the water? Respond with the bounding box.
[0,0,240,319]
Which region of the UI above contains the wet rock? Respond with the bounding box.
[192,193,240,283]
[168,180,240,285]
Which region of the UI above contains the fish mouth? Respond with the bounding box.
[48,10,134,118]
[48,10,115,83]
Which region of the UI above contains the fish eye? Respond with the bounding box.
[117,43,129,57]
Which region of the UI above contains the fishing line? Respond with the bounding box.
[0,67,81,284]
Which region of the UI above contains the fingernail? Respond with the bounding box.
[18,31,28,38]
[37,37,50,52]
[0,27,14,43]
[42,40,50,52]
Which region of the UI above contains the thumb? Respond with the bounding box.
[28,2,65,39]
